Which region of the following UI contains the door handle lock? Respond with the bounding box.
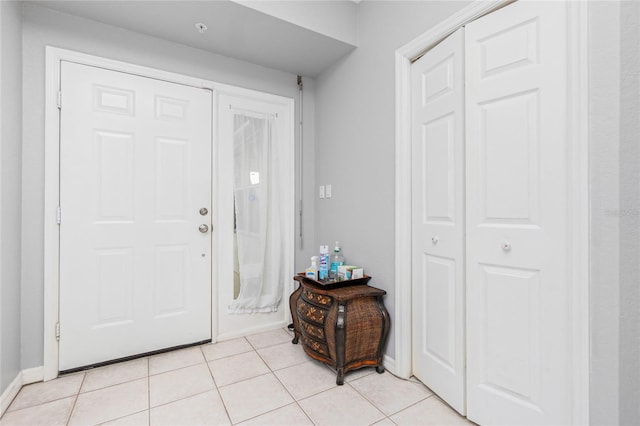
[199,224,209,233]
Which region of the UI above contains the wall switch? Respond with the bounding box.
[326,184,332,198]
[319,185,325,199]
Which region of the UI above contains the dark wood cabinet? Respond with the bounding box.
[289,274,390,385]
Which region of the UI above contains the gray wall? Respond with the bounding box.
[20,4,316,369]
[0,0,23,394]
[589,2,621,423]
[617,2,640,424]
[314,0,471,359]
[589,1,640,424]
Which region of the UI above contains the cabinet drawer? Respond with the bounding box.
[300,334,330,358]
[299,319,326,341]
[297,299,328,325]
[301,289,333,307]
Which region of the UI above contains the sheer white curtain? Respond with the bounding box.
[228,113,284,313]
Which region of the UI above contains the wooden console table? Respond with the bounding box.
[289,274,390,385]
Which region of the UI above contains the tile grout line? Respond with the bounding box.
[146,361,216,411]
[344,380,387,421]
[201,344,234,425]
[65,372,87,426]
[94,409,148,426]
[259,336,317,426]
[229,328,317,426]
[347,372,439,421]
[4,389,82,415]
[386,393,438,423]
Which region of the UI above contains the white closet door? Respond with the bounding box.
[59,61,212,371]
[411,28,466,415]
[465,1,570,424]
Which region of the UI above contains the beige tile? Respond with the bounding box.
[209,351,269,387]
[149,390,230,426]
[218,373,294,424]
[390,396,471,426]
[343,366,376,382]
[8,374,84,412]
[275,361,337,400]
[372,418,397,426]
[149,363,214,407]
[246,328,293,349]
[68,378,148,426]
[350,372,432,416]
[257,342,309,371]
[0,397,75,426]
[82,358,148,393]
[238,402,313,426]
[201,338,253,361]
[298,385,385,426]
[149,346,205,375]
[99,410,149,426]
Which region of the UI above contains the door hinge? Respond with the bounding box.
[57,206,62,225]
[57,91,62,109]
[55,322,60,341]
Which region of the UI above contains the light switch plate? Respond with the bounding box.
[326,184,332,198]
[319,185,325,199]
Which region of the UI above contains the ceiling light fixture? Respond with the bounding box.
[195,23,208,34]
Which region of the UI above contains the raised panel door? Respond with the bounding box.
[465,1,570,423]
[411,27,466,415]
[59,61,212,370]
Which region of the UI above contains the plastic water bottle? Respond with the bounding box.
[329,241,345,279]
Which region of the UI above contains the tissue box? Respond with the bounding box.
[338,265,364,280]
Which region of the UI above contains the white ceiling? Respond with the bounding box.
[28,0,359,78]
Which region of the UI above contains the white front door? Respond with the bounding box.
[411,28,466,415]
[465,1,570,424]
[59,61,212,371]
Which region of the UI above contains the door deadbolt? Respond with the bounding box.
[199,208,208,216]
[199,224,209,233]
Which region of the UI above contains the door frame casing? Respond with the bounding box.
[393,0,589,423]
[43,47,295,381]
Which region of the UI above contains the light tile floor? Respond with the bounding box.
[0,328,474,426]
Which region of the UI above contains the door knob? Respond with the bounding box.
[431,236,439,244]
[501,241,511,251]
[199,224,209,233]
[199,208,208,216]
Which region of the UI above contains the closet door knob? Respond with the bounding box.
[431,236,439,244]
[501,241,511,251]
[199,224,209,233]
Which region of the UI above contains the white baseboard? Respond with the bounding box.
[0,366,44,417]
[384,354,417,380]
[382,355,398,376]
[21,366,44,385]
[216,320,290,342]
[0,372,22,417]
